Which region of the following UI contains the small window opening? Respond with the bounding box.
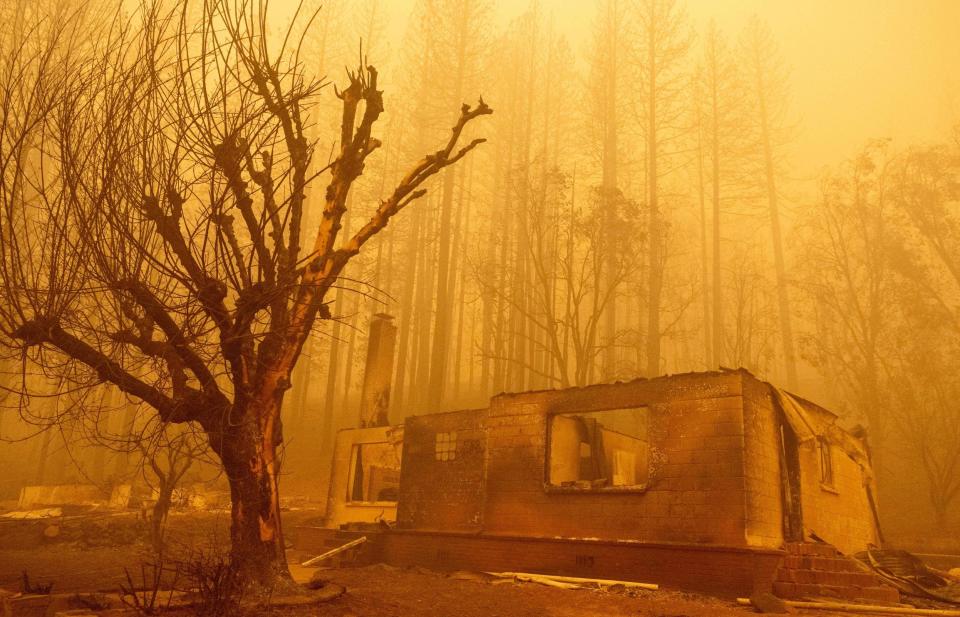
[547,407,649,491]
[818,437,834,488]
[435,431,458,461]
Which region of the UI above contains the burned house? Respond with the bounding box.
[321,369,886,596]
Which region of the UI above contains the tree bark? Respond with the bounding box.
[216,405,290,589]
[151,489,172,554]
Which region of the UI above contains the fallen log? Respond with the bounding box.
[487,571,658,591]
[301,536,367,567]
[736,597,960,616]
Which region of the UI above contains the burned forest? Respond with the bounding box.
[0,1,959,616]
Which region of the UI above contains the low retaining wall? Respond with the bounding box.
[18,484,104,508]
[373,530,784,597]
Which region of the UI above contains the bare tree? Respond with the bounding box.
[139,425,208,554]
[424,0,491,408]
[888,328,960,528]
[796,140,900,450]
[586,0,630,381]
[633,0,693,377]
[888,130,960,527]
[477,172,639,388]
[696,21,749,370]
[723,244,777,373]
[895,134,960,291]
[740,15,799,388]
[0,0,490,590]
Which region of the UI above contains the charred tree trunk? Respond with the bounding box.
[1,14,491,589]
[216,405,290,589]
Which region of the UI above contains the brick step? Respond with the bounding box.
[783,542,840,557]
[780,555,866,572]
[776,568,880,587]
[773,581,901,604]
[776,542,900,605]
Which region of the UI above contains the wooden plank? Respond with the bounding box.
[511,575,581,589]
[737,598,960,616]
[301,536,367,566]
[487,571,659,591]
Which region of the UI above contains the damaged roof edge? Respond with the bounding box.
[488,367,756,403]
[768,382,873,472]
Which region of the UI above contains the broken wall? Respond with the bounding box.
[480,372,750,545]
[325,425,402,527]
[741,378,881,554]
[18,484,104,508]
[741,378,788,549]
[794,407,880,555]
[396,409,487,531]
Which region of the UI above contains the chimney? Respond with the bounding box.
[359,313,397,427]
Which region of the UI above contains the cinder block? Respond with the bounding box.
[856,585,900,603]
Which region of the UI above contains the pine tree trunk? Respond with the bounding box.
[412,205,436,410]
[697,118,712,368]
[427,167,457,407]
[711,100,722,369]
[601,2,619,382]
[759,92,798,389]
[426,7,470,408]
[645,20,662,378]
[392,206,421,412]
[451,164,471,400]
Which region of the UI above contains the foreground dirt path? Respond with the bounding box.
[302,565,756,617]
[0,545,896,616]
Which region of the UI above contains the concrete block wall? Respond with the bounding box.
[396,408,488,532]
[480,372,751,546]
[741,377,787,548]
[797,433,879,555]
[740,378,881,555]
[379,531,785,596]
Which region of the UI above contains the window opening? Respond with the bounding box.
[547,407,649,490]
[818,437,834,488]
[348,441,402,503]
[435,431,458,461]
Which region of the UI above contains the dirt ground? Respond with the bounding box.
[0,548,901,617]
[301,566,760,617]
[0,509,902,616]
